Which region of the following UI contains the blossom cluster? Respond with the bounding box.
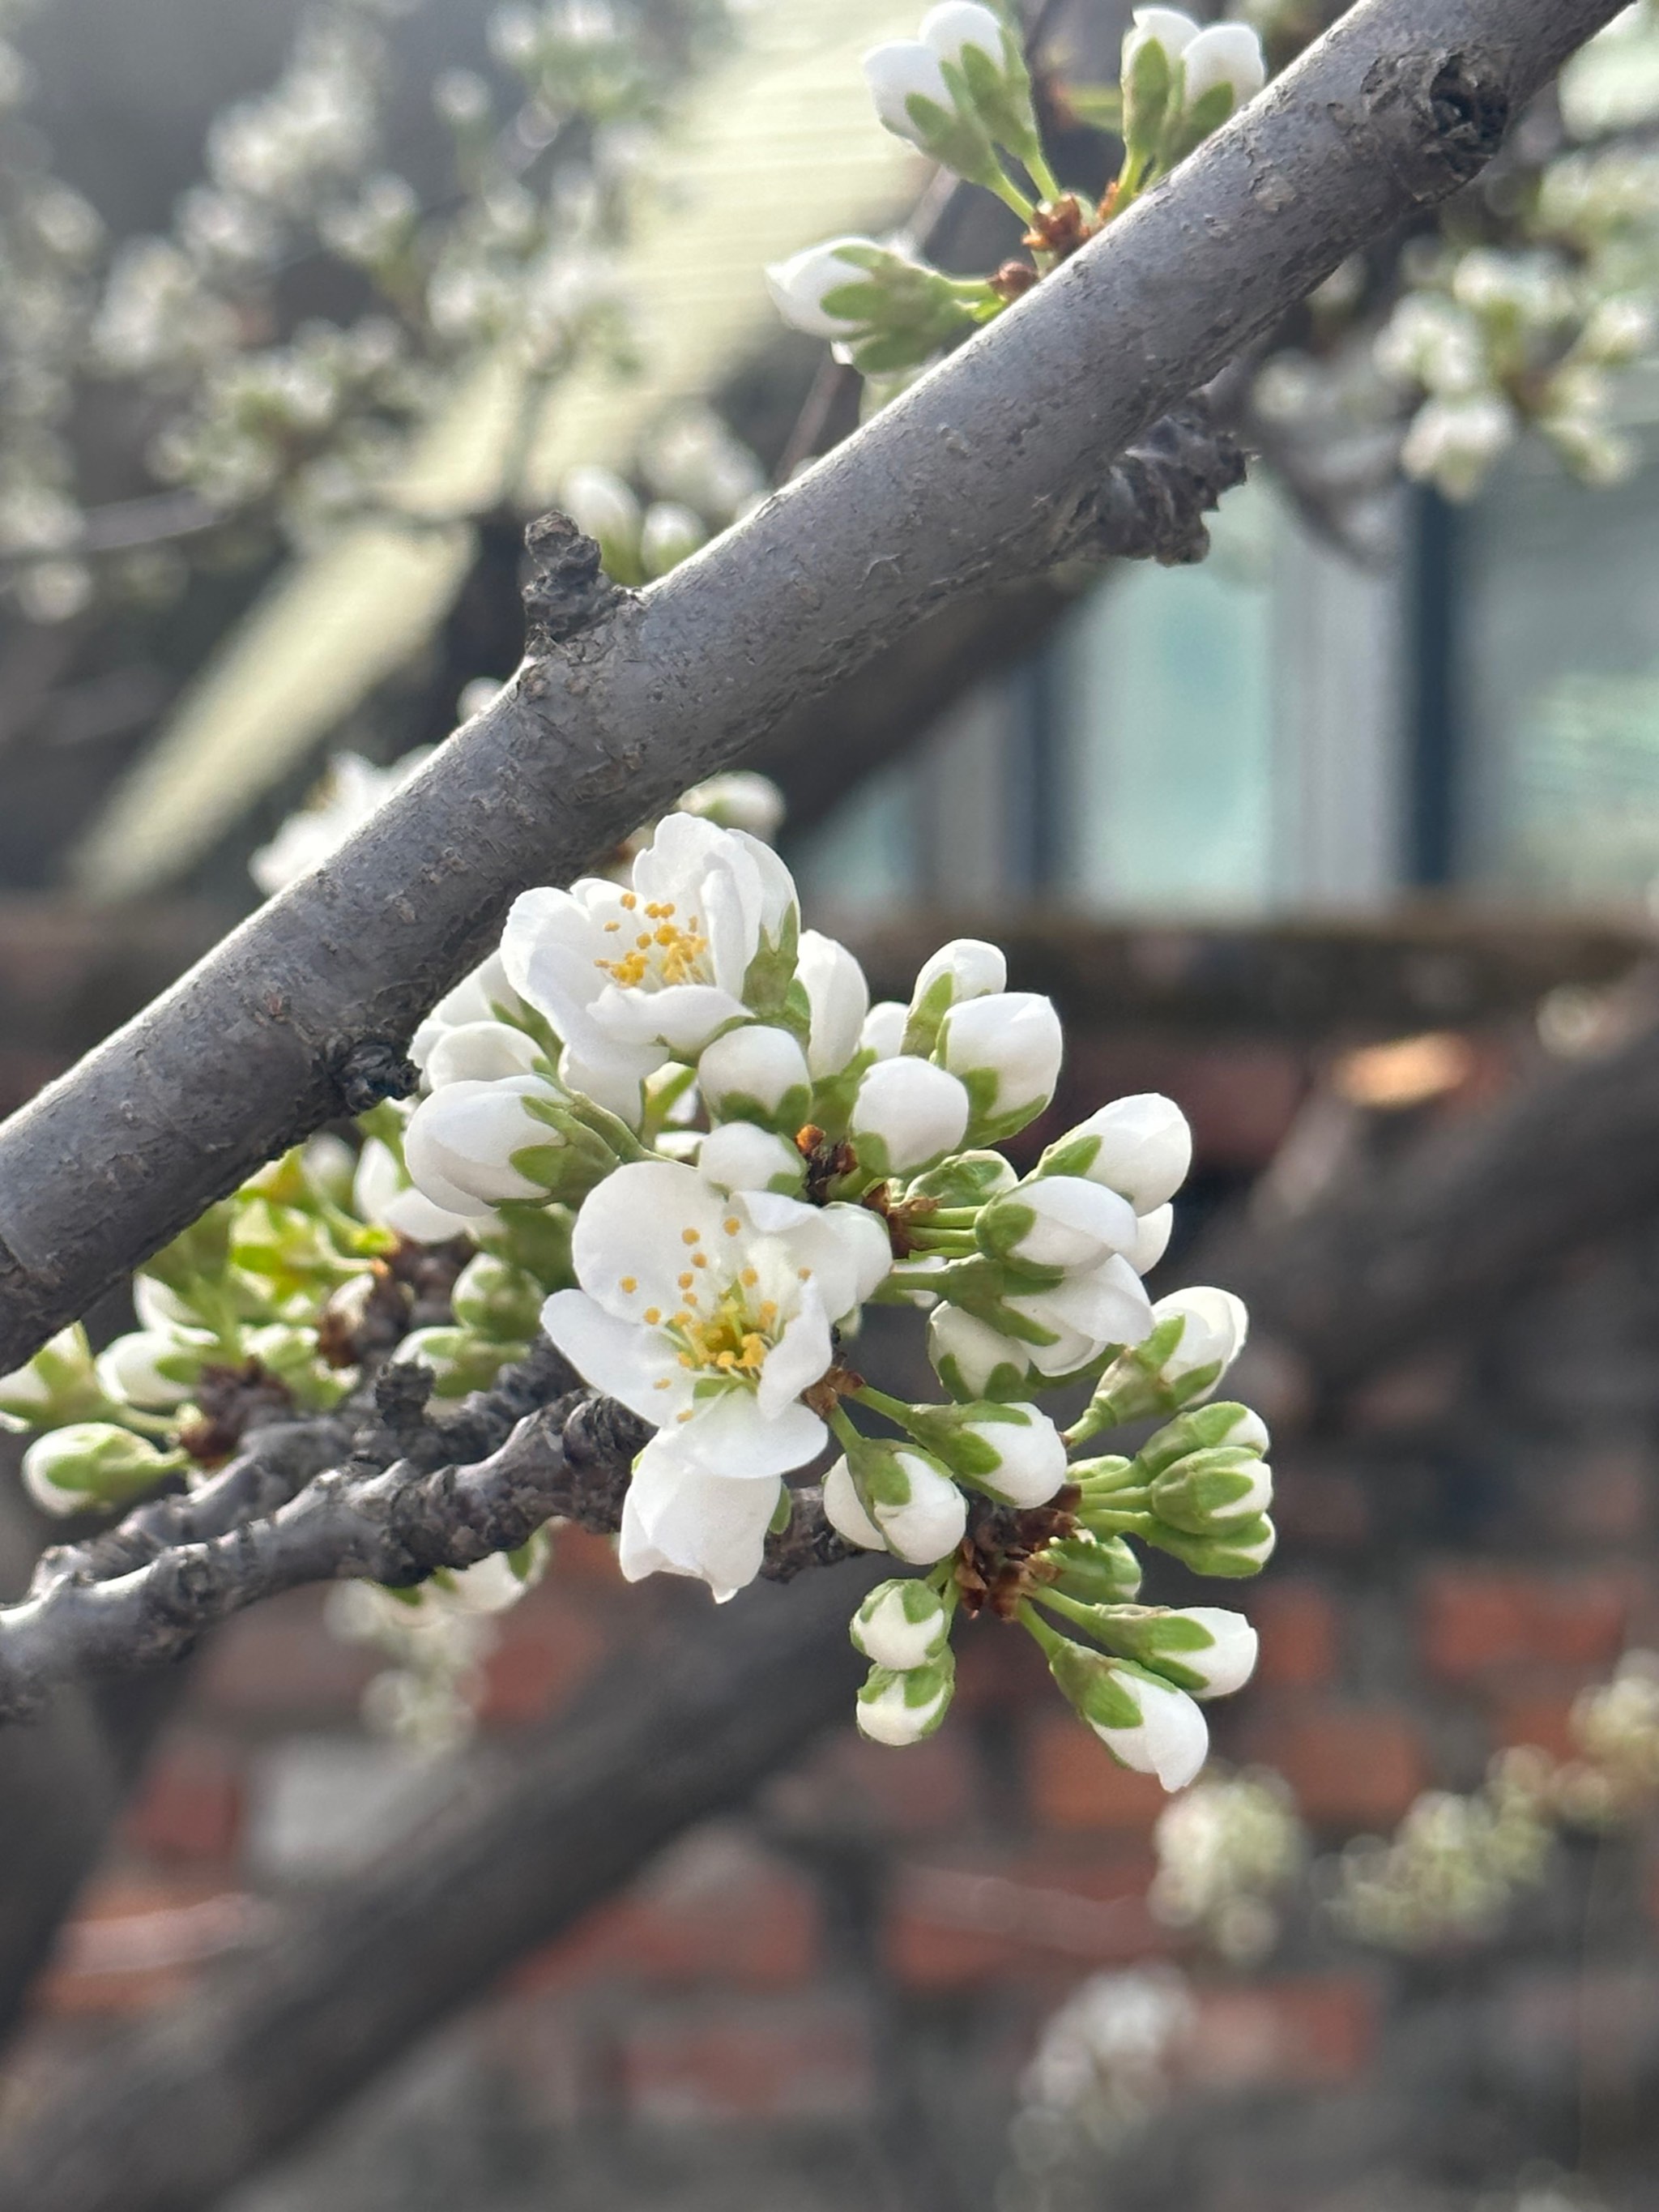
[765,5,1265,385]
[2,803,1271,1788]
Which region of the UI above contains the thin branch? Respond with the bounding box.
[0,0,1620,1376]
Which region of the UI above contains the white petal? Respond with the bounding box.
[601,982,749,1053]
[677,1387,827,1480]
[620,1437,778,1601]
[798,929,870,1078]
[1095,1676,1209,1790]
[423,1021,541,1091]
[756,1300,834,1420]
[823,1455,886,1548]
[787,1203,893,1320]
[860,1001,908,1060]
[539,1291,689,1423]
[697,1122,805,1195]
[571,1159,730,1314]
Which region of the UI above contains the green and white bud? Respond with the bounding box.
[1179,23,1265,113]
[450,1253,543,1343]
[423,1019,543,1091]
[696,1121,808,1198]
[1036,1093,1192,1213]
[1084,1286,1248,1425]
[0,1324,108,1432]
[851,1056,970,1178]
[389,1326,523,1399]
[1149,1445,1273,1535]
[919,2,1045,169]
[797,929,870,1081]
[1043,1633,1209,1789]
[938,991,1064,1142]
[927,1302,1034,1402]
[560,463,642,576]
[640,501,706,579]
[404,1073,616,1215]
[1136,1399,1268,1480]
[764,237,986,374]
[697,1023,812,1133]
[1088,1603,1260,1697]
[823,1443,968,1563]
[903,1399,1068,1507]
[851,1578,952,1669]
[860,1001,908,1061]
[856,1650,956,1744]
[861,36,1004,190]
[22,1423,185,1518]
[1120,8,1195,168]
[1042,1532,1143,1605]
[977,1176,1138,1277]
[907,1149,1017,1212]
[1147,1513,1277,1578]
[904,936,1007,1053]
[96,1328,215,1411]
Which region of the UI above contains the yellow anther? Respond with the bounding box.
[603,920,621,933]
[673,1311,692,1328]
[654,1377,672,1390]
[693,1252,709,1269]
[621,891,638,909]
[676,1409,694,1423]
[643,1307,662,1326]
[678,1352,696,1368]
[682,1227,702,1245]
[724,1217,741,1236]
[741,1268,759,1288]
[636,933,653,950]
[619,1276,638,1294]
[798,1267,812,1281]
[679,1271,695,1290]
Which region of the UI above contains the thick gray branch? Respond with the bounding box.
[0,0,1623,1373]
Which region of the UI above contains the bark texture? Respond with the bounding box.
[0,0,1625,1374]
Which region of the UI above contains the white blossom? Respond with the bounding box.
[823,1447,967,1563]
[1170,1608,1260,1696]
[911,935,1006,1016]
[927,1303,1034,1399]
[422,1020,543,1091]
[1128,1202,1175,1275]
[957,1402,1068,1506]
[543,1159,889,1502]
[860,1000,908,1059]
[354,1135,478,1245]
[617,1438,781,1601]
[765,237,887,340]
[856,1658,954,1744]
[249,749,430,895]
[862,38,955,151]
[979,1176,1139,1273]
[409,953,529,1073]
[501,813,800,1112]
[823,1454,887,1548]
[1124,7,1199,73]
[95,1329,211,1411]
[696,1121,807,1197]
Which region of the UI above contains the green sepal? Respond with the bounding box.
[1135,1401,1260,1478]
[1043,1533,1143,1606]
[906,1151,1016,1210]
[740,900,800,1018]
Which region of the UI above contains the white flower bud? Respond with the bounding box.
[1170,1608,1259,1697]
[678,771,786,840]
[1124,6,1198,67]
[0,1323,105,1430]
[1179,22,1265,109]
[23,1423,180,1517]
[1092,1671,1209,1791]
[919,2,1007,68]
[353,1136,479,1245]
[1128,1202,1175,1274]
[1400,395,1517,502]
[979,1177,1138,1274]
[862,38,953,149]
[870,1449,969,1564]
[1041,1093,1192,1212]
[823,1454,887,1549]
[856,1655,955,1745]
[954,1402,1068,1506]
[403,1074,568,1213]
[640,501,706,578]
[851,1057,970,1176]
[697,1121,807,1196]
[861,1001,908,1060]
[927,1303,1034,1400]
[939,992,1064,1135]
[797,930,870,1078]
[851,1579,951,1669]
[697,1023,812,1128]
[1151,1286,1248,1394]
[911,936,1006,1017]
[765,236,892,339]
[96,1330,211,1411]
[560,463,641,553]
[423,1020,542,1091]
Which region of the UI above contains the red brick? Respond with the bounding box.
[1186,1975,1379,2088]
[513,1830,817,1994]
[1026,1710,1166,1833]
[1243,1702,1427,1829]
[884,1844,1160,1989]
[32,1875,254,2018]
[194,1591,376,1720]
[761,1727,977,1838]
[477,1605,606,1728]
[1249,1582,1340,1691]
[1420,1567,1632,1683]
[618,1995,873,2121]
[121,1737,242,1864]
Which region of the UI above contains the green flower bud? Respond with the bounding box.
[1147,1445,1273,1535]
[450,1253,544,1341]
[855,1648,956,1744]
[22,1424,185,1517]
[1081,1603,1259,1697]
[1134,1399,1268,1479]
[1041,1533,1143,1605]
[850,1579,952,1670]
[905,1148,1017,1211]
[1145,1513,1277,1578]
[390,1327,526,1399]
[1040,1633,1209,1789]
[0,1324,108,1432]
[902,1399,1068,1506]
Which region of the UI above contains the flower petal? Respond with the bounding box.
[756,1299,833,1419]
[677,1387,826,1480]
[619,1436,778,1601]
[539,1290,689,1422]
[570,1159,731,1314]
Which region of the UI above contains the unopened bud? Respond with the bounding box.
[903,1399,1068,1506]
[22,1424,184,1518]
[0,1324,107,1432]
[697,1023,812,1133]
[927,1303,1034,1402]
[855,1649,956,1744]
[851,1578,952,1669]
[1089,1603,1259,1697]
[1148,1445,1273,1535]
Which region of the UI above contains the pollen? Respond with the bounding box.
[619,1276,638,1294]
[679,1271,696,1290]
[724,1217,741,1236]
[741,1267,759,1287]
[682,1227,702,1245]
[621,892,638,909]
[798,1266,812,1280]
[654,1377,672,1390]
[636,933,653,950]
[603,920,621,933]
[676,1409,694,1423]
[643,1307,662,1326]
[693,1252,709,1269]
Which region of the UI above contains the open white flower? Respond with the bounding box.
[617,1437,782,1601]
[797,929,870,1079]
[501,813,800,1113]
[542,1159,890,1492]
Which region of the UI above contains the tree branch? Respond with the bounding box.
[0,1565,881,2212]
[0,0,1623,1374]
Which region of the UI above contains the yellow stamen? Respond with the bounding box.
[643,1307,662,1326]
[741,1268,759,1288]
[621,892,638,909]
[654,1377,672,1390]
[682,1228,702,1245]
[693,1252,709,1269]
[620,1276,638,1294]
[724,1217,741,1236]
[679,1271,695,1291]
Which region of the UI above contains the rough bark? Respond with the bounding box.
[0,1564,880,2212]
[0,0,1624,1376]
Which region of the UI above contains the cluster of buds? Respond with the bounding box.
[5,793,1270,1791]
[766,5,1266,388]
